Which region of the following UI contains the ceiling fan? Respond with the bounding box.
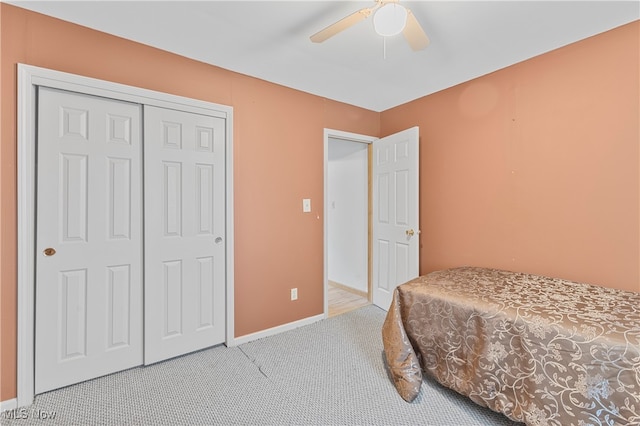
[310,0,430,51]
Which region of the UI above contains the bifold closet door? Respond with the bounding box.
[143,105,226,364]
[35,87,143,394]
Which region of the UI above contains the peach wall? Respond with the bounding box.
[0,4,379,401]
[381,21,639,293]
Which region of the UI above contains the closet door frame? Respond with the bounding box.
[16,64,235,407]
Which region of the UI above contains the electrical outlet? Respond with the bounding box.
[291,288,298,301]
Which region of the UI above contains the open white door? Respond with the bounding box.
[372,127,419,310]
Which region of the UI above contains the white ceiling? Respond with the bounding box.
[7,1,639,112]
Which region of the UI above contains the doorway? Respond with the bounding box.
[323,126,421,316]
[323,129,376,317]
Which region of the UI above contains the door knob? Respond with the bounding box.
[43,247,56,256]
[406,229,420,237]
[215,237,223,244]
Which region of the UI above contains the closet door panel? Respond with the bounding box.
[144,105,226,364]
[35,87,143,394]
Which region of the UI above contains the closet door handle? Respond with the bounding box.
[43,247,56,256]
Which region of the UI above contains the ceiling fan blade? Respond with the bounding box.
[402,9,430,51]
[310,7,373,43]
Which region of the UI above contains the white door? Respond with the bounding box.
[144,105,226,364]
[35,87,143,393]
[372,127,420,310]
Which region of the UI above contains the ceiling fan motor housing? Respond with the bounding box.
[373,3,408,37]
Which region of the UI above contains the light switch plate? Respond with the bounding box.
[302,198,311,212]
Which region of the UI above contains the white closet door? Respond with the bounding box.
[144,105,226,364]
[35,87,143,393]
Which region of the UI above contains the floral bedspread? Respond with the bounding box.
[382,266,640,426]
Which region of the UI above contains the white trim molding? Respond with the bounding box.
[16,64,235,407]
[229,314,325,347]
[0,398,18,413]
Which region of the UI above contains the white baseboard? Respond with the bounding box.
[228,313,325,347]
[1,398,17,412]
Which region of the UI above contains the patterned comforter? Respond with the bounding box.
[382,267,640,426]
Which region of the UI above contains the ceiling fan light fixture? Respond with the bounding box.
[373,3,408,37]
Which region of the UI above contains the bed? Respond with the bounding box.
[382,266,640,426]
